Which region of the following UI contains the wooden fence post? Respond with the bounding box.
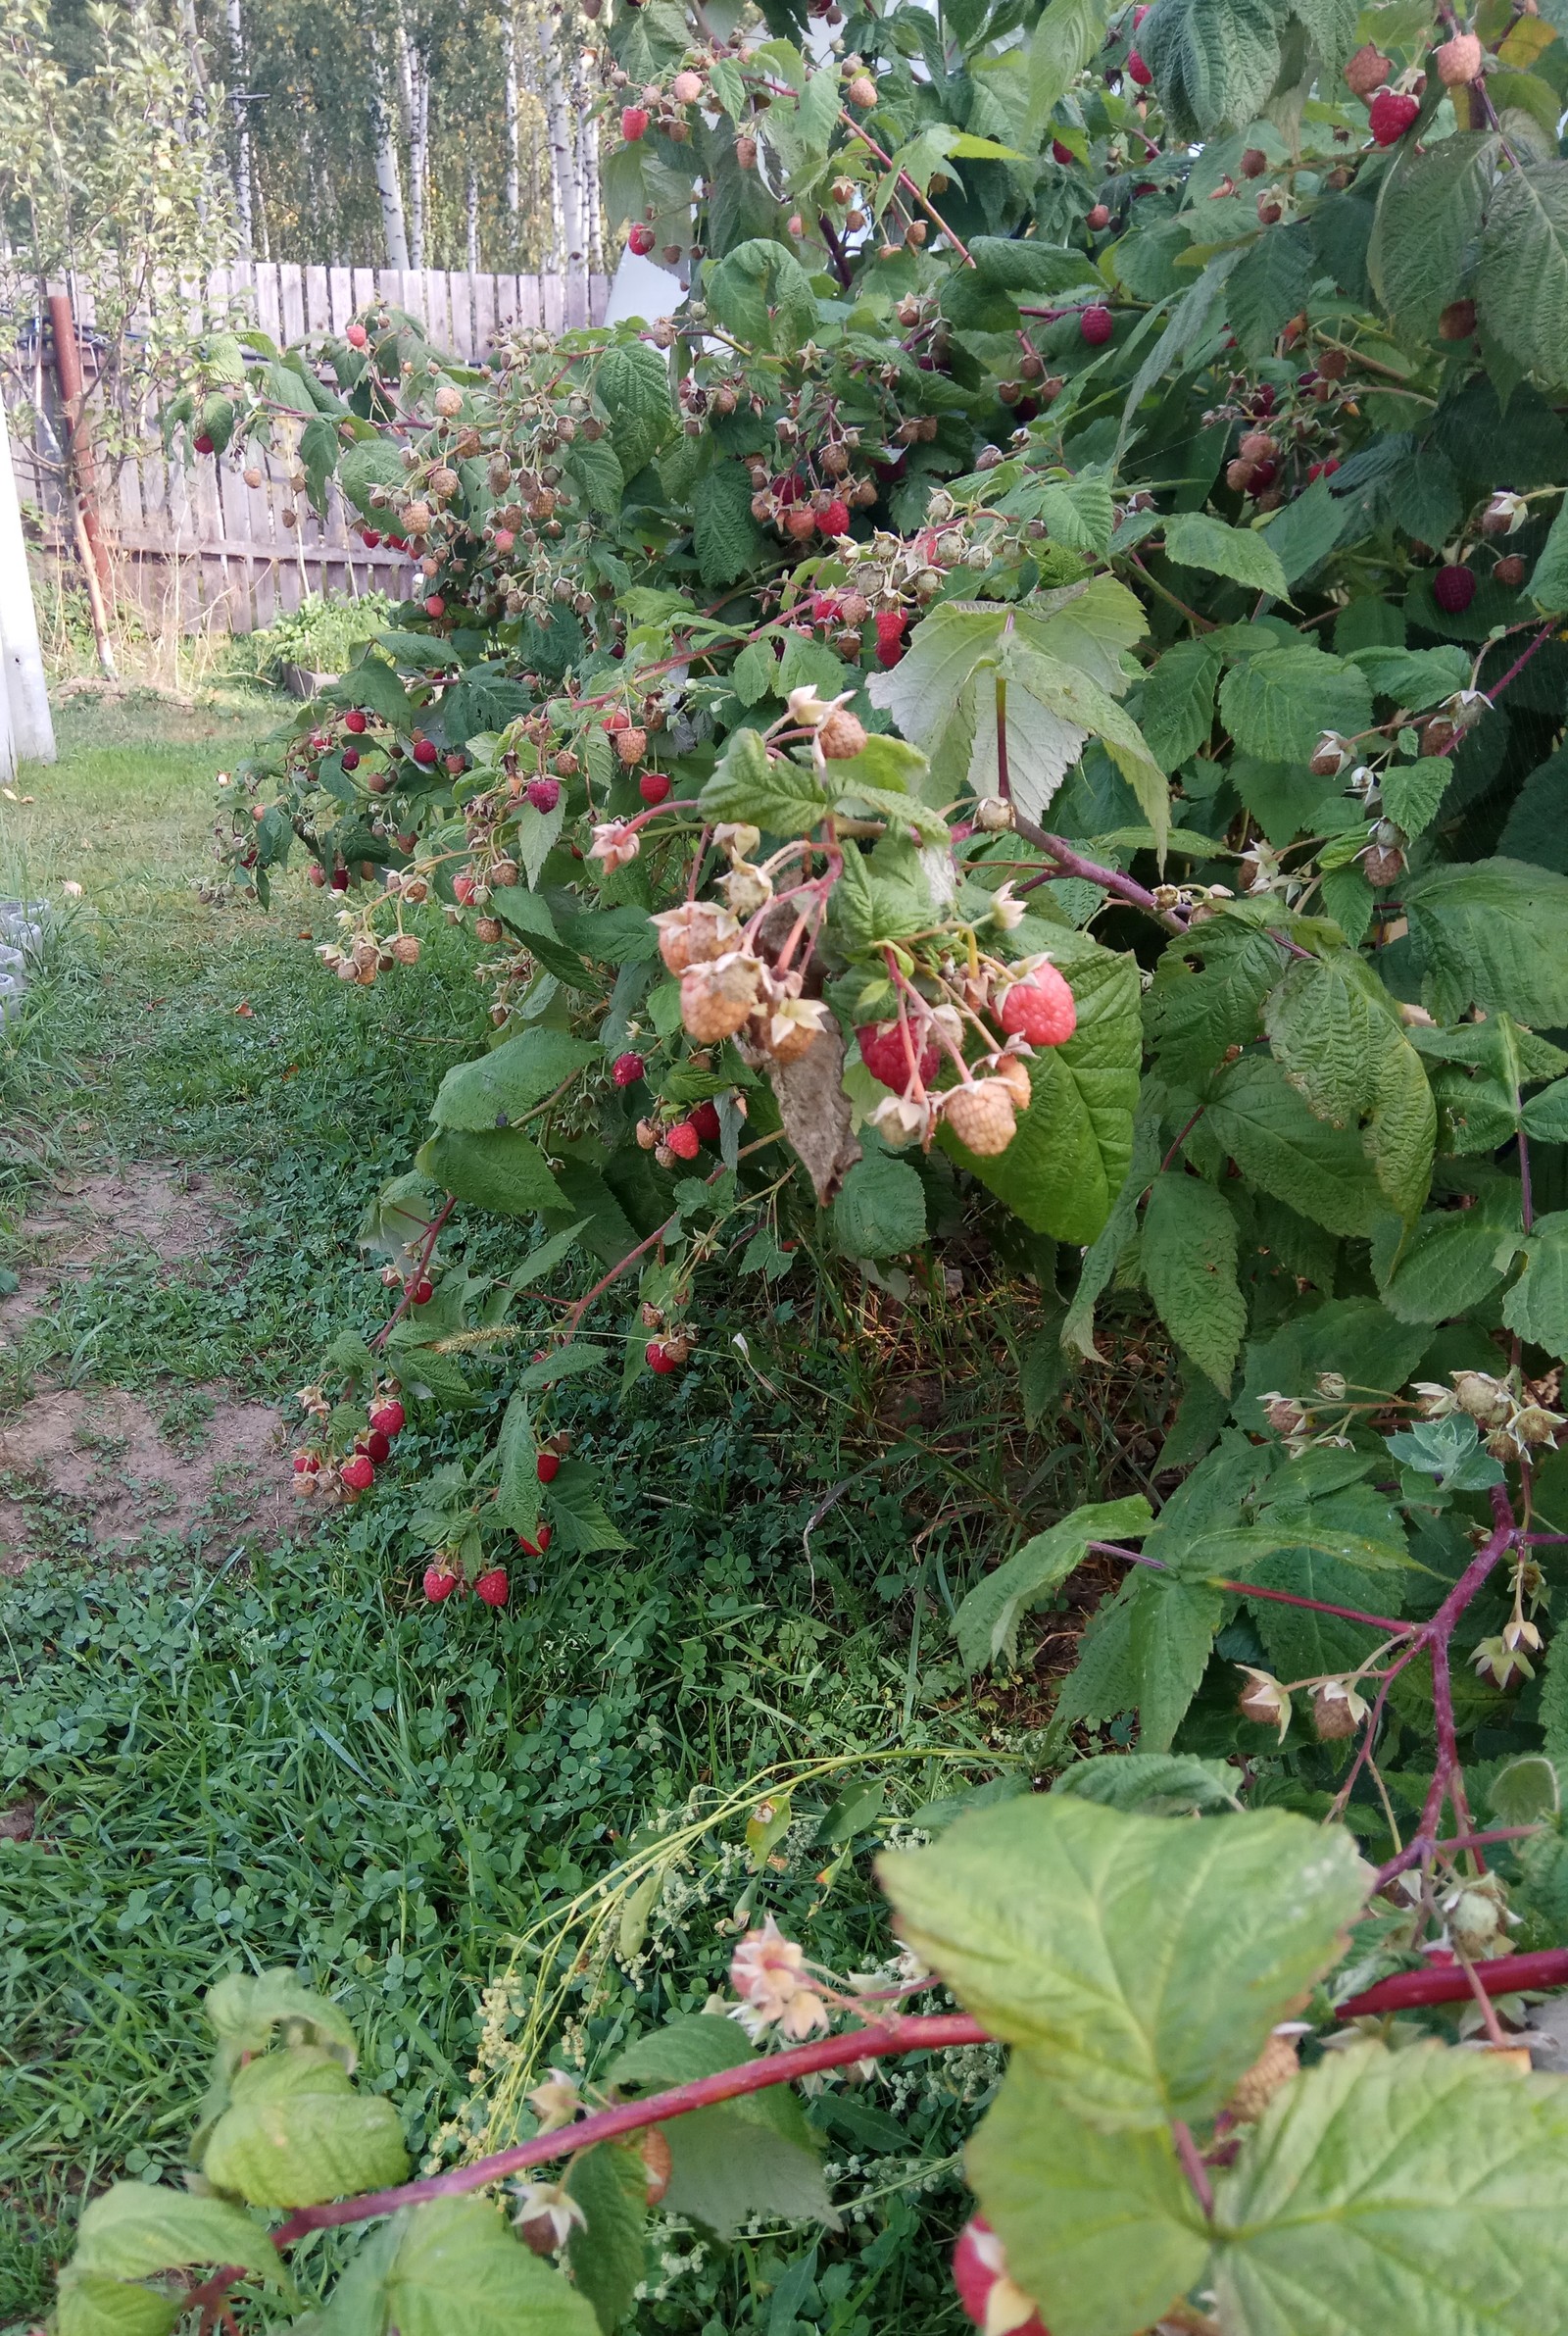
[46,282,118,677]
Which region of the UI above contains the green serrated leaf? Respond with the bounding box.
[202,2051,410,2209]
[698,728,828,834]
[495,1392,539,1539]
[953,1496,1152,1674]
[692,461,765,590]
[72,2186,284,2284]
[383,2196,600,2336]
[832,1149,927,1259]
[877,1798,1368,2131]
[431,1031,600,1132]
[1219,646,1373,764]
[1478,161,1568,391]
[1142,1171,1246,1391]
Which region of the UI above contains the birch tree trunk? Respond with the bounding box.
[396,14,428,269]
[502,6,521,232]
[225,0,253,251]
[538,7,583,322]
[368,83,411,268]
[466,165,480,274]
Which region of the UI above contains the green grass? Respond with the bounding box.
[0,693,1051,2328]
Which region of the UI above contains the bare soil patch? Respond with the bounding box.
[0,1164,293,1566]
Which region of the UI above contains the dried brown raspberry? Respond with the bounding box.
[1226,2031,1299,2122]
[651,900,740,974]
[818,708,867,759]
[1345,40,1392,96]
[614,726,648,766]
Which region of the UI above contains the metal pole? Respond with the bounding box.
[46,282,117,677]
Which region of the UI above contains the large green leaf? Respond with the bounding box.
[566,2144,648,2335]
[1402,859,1568,1026]
[605,2016,833,2238]
[877,1798,1368,2131]
[382,2197,599,2336]
[494,1391,540,1539]
[967,2063,1208,2336]
[1212,2041,1568,2336]
[1163,512,1290,604]
[71,2185,284,2284]
[691,460,765,590]
[431,1031,600,1133]
[1204,1053,1388,1236]
[1369,134,1500,343]
[593,342,675,479]
[705,237,818,354]
[1142,1171,1246,1391]
[1501,1215,1568,1360]
[832,1149,927,1258]
[1044,1568,1223,1753]
[1028,0,1117,133]
[206,1970,359,2067]
[1219,647,1373,764]
[56,2276,180,2336]
[416,1125,567,1218]
[1379,1207,1517,1324]
[1263,953,1435,1218]
[953,1495,1153,1673]
[1138,638,1223,772]
[698,727,827,834]
[936,942,1142,1243]
[1140,0,1292,138]
[1146,917,1291,1083]
[1478,161,1568,390]
[201,2050,410,2208]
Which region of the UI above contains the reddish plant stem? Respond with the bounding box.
[1086,1540,1409,1634]
[834,110,976,264]
[1487,621,1556,708]
[1410,1485,1516,1852]
[560,1132,782,1339]
[270,2013,989,2245]
[1171,2119,1215,2218]
[1009,812,1189,934]
[1374,1825,1544,1890]
[818,213,854,290]
[370,1195,456,1353]
[1341,1946,1568,2015]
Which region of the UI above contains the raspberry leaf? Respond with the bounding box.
[952,1493,1153,1673]
[380,2196,600,2335]
[1141,1170,1247,1391]
[877,1797,1369,2129]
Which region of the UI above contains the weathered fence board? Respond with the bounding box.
[5,262,611,635]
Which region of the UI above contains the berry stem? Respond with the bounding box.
[371,1194,455,1352]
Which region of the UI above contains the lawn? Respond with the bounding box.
[0,692,1090,2330]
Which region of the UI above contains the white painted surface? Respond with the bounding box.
[0,401,55,771]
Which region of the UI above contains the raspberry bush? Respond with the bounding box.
[92,0,1568,2324]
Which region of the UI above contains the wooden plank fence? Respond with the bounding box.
[6,262,611,636]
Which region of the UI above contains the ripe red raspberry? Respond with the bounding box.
[808,591,843,625]
[341,747,360,772]
[292,1450,315,1473]
[475,1566,510,1606]
[424,594,446,620]
[953,2217,1047,2336]
[330,866,350,891]
[363,1428,392,1464]
[1126,47,1152,84]
[413,738,439,766]
[875,609,909,669]
[194,432,216,455]
[858,1021,939,1088]
[423,1563,460,1601]
[689,1099,722,1144]
[362,527,382,548]
[818,498,851,536]
[604,708,632,730]
[454,873,478,905]
[621,105,650,140]
[629,224,656,255]
[640,770,672,805]
[1080,304,1113,345]
[411,1276,435,1306]
[345,709,368,734]
[666,1119,702,1160]
[346,322,369,349]
[341,1454,374,1493]
[1306,458,1341,482]
[612,1052,646,1086]
[537,1451,561,1483]
[516,1521,553,1555]
[1052,138,1074,165]
[1368,89,1419,145]
[526,776,561,812]
[999,966,1077,1047]
[1434,563,1477,614]
[646,1340,677,1373]
[369,1399,405,1436]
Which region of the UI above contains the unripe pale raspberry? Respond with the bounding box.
[389,934,421,965]
[652,900,740,975]
[992,1054,1032,1113]
[433,384,463,418]
[1345,40,1391,96]
[615,725,648,765]
[1435,31,1482,85]
[847,72,877,106]
[942,1077,1018,1156]
[1368,88,1419,145]
[998,966,1076,1047]
[680,951,763,1042]
[672,70,702,102]
[818,708,867,760]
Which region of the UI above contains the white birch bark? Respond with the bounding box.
[466,165,480,273]
[368,81,411,269]
[535,4,581,312]
[225,0,253,251]
[502,5,521,226]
